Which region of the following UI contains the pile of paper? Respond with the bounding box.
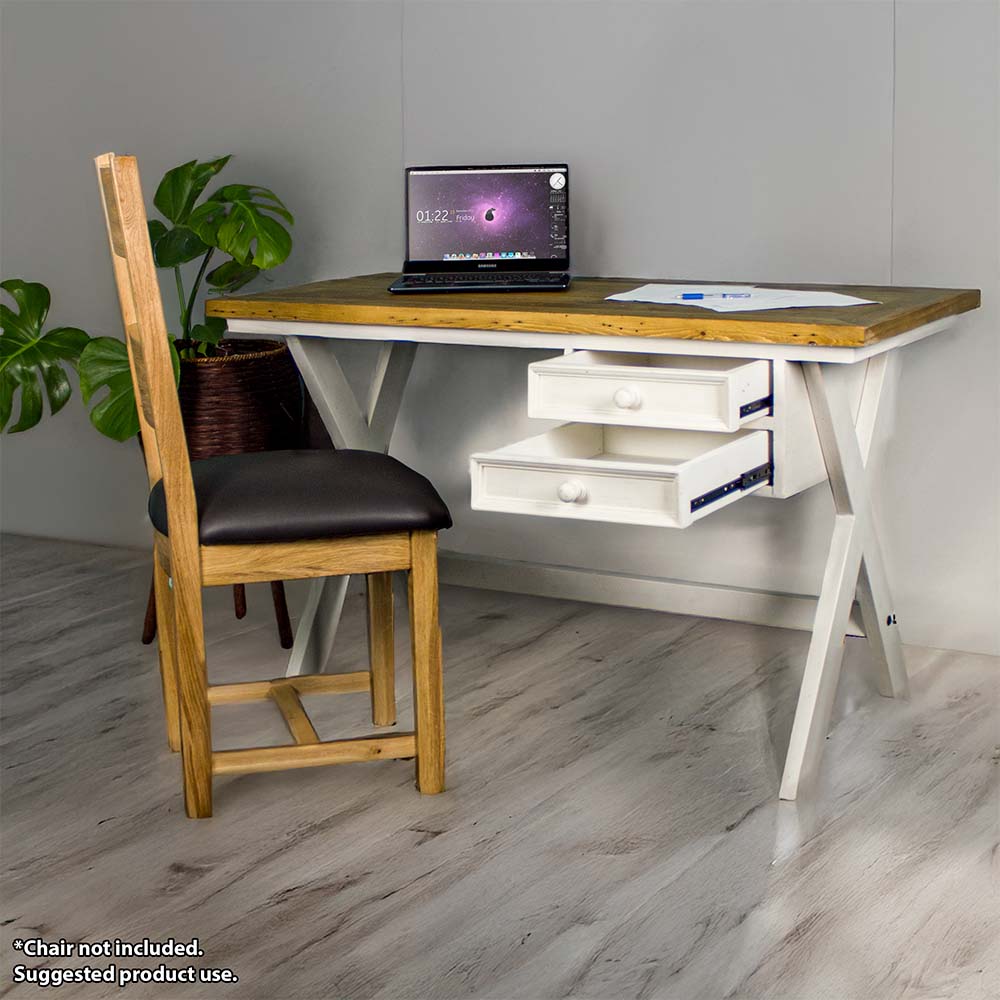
[605,283,879,312]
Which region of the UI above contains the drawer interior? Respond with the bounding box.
[492,423,761,468]
[540,351,764,376]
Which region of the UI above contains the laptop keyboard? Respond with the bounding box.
[395,271,568,288]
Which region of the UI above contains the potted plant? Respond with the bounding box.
[78,155,301,453]
[3,156,302,647]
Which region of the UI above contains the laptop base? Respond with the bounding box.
[389,272,571,294]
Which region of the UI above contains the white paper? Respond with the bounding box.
[606,283,758,304]
[605,283,879,312]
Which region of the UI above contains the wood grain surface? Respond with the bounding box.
[3,534,997,1000]
[207,273,981,348]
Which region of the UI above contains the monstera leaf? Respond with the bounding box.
[0,279,90,433]
[189,184,293,270]
[154,155,231,225]
[78,336,180,442]
[148,219,209,268]
[206,259,260,294]
[147,156,230,267]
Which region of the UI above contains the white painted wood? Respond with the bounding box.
[286,335,371,451]
[286,567,350,678]
[471,424,770,529]
[748,359,866,499]
[282,337,417,677]
[366,342,417,451]
[225,315,958,364]
[257,325,872,506]
[851,354,909,700]
[526,352,771,431]
[438,550,866,635]
[779,361,906,800]
[779,514,864,800]
[252,321,911,799]
[854,354,890,461]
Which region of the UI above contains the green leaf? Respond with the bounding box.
[153,155,231,225]
[78,337,138,440]
[148,219,168,245]
[0,279,89,433]
[190,315,227,345]
[1,278,49,337]
[0,376,13,430]
[41,362,72,416]
[79,336,180,442]
[151,225,209,267]
[206,259,260,293]
[189,184,293,270]
[9,369,42,433]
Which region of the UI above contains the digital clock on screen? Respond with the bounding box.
[415,209,451,223]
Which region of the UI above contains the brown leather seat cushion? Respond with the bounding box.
[148,449,452,545]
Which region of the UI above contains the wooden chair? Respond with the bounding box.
[95,153,449,818]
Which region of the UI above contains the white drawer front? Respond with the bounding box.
[527,352,771,432]
[470,424,771,528]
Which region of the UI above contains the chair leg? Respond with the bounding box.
[171,573,213,819]
[270,581,294,650]
[408,532,444,794]
[152,553,181,753]
[366,573,396,726]
[233,584,247,619]
[141,574,158,644]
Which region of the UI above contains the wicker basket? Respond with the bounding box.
[177,339,303,460]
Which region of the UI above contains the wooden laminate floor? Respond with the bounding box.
[1,534,997,1000]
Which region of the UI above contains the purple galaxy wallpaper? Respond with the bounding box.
[407,169,565,261]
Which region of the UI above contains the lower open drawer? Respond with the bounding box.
[470,424,772,528]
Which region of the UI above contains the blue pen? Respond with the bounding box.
[677,292,752,300]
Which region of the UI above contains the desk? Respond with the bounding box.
[208,274,979,798]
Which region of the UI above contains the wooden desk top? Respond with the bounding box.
[207,273,980,348]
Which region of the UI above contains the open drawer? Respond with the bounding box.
[470,424,772,528]
[527,351,771,432]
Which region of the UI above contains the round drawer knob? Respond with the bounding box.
[557,480,587,504]
[613,386,641,410]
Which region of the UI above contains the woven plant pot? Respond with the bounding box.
[176,339,303,460]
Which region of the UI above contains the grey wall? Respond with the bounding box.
[2,1,997,655]
[1,0,404,545]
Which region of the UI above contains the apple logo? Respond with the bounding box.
[484,207,496,222]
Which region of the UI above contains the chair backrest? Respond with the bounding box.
[95,153,200,578]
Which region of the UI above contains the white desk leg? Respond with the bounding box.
[852,355,908,699]
[283,337,417,676]
[779,359,906,800]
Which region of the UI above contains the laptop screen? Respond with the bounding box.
[404,164,568,272]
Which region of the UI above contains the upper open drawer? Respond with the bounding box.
[527,351,772,432]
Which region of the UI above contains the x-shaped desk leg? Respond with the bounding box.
[779,355,909,799]
[282,337,417,676]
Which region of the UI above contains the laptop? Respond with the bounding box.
[389,164,570,293]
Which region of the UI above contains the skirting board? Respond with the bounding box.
[437,550,865,636]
